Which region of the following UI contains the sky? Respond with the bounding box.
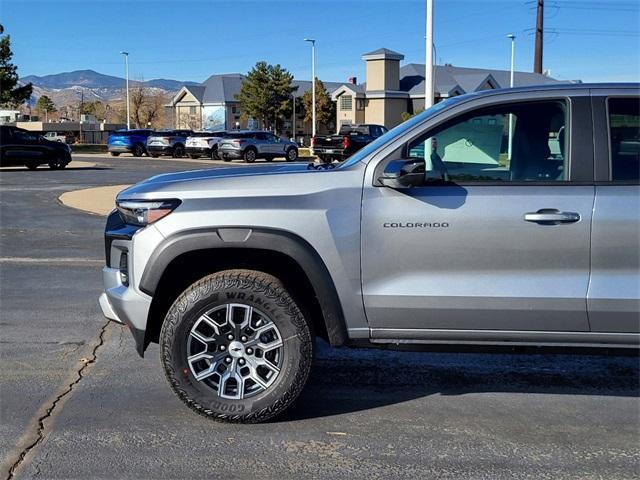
[2,0,639,84]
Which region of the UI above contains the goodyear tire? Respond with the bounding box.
[160,270,314,423]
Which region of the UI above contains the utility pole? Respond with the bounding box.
[508,33,516,160]
[304,39,316,138]
[79,90,83,144]
[534,0,543,73]
[425,0,434,109]
[121,51,130,129]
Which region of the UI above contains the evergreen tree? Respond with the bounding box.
[0,25,32,107]
[237,62,296,132]
[35,95,56,121]
[302,79,335,129]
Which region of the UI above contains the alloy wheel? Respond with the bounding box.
[187,303,284,400]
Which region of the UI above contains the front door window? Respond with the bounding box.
[407,101,568,182]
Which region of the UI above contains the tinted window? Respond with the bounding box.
[254,132,269,141]
[407,101,567,182]
[609,97,640,182]
[13,130,40,142]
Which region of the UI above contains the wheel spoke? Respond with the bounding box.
[190,329,211,347]
[200,314,220,335]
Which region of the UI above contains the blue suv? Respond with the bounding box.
[108,129,153,157]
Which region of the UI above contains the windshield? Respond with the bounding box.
[338,97,462,169]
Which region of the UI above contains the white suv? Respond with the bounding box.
[185,131,228,160]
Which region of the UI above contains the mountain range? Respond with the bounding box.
[21,69,200,107]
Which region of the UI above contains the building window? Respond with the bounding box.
[189,106,196,114]
[232,106,237,114]
[356,99,366,111]
[340,95,353,111]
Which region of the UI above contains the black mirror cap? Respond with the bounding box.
[378,158,425,188]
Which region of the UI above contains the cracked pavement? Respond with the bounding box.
[1,155,639,479]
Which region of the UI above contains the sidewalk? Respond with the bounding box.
[59,184,130,216]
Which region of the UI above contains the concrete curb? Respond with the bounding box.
[58,184,131,216]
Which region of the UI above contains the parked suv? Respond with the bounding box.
[108,129,153,157]
[146,130,193,158]
[185,131,228,159]
[0,126,72,170]
[99,84,639,423]
[218,130,298,162]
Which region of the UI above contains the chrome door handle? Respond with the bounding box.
[524,209,581,225]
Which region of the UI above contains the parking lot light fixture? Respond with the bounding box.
[120,51,130,130]
[304,39,316,138]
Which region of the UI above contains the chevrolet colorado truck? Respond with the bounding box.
[99,84,640,423]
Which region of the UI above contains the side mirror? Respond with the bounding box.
[378,158,425,188]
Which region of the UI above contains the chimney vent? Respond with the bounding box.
[348,76,357,85]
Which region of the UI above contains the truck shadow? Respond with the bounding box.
[282,342,639,422]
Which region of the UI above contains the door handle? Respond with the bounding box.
[523,209,581,225]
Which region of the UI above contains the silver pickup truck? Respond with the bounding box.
[99,83,639,423]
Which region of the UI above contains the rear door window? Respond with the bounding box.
[608,97,640,182]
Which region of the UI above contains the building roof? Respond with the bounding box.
[200,74,245,103]
[400,63,567,97]
[362,48,405,61]
[183,85,205,102]
[173,74,354,105]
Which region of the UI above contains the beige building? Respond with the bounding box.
[166,74,347,140]
[331,47,566,130]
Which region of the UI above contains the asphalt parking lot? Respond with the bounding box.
[1,154,639,479]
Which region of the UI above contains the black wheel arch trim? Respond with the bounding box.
[139,227,348,346]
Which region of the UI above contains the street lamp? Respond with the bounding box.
[507,34,516,160]
[120,51,130,130]
[304,38,316,138]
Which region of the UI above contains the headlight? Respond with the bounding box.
[116,199,181,226]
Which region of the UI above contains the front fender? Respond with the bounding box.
[139,227,348,345]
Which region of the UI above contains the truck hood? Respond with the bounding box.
[117,163,328,199]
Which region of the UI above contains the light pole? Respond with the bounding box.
[507,34,516,160]
[120,51,130,130]
[425,0,434,109]
[304,38,316,138]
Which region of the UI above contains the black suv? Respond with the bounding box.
[0,126,72,170]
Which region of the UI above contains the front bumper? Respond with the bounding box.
[108,145,133,153]
[99,210,156,357]
[185,146,211,156]
[147,145,174,155]
[99,269,151,357]
[219,148,243,159]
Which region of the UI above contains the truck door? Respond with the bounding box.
[361,95,595,337]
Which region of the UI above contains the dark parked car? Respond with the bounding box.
[108,129,154,157]
[0,126,72,170]
[146,130,193,158]
[312,124,388,163]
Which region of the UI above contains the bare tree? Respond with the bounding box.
[129,85,167,129]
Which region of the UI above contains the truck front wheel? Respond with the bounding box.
[160,269,314,423]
